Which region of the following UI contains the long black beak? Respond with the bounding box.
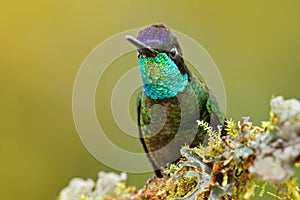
[125,35,157,57]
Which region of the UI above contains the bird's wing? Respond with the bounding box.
[207,89,226,131]
[137,92,163,177]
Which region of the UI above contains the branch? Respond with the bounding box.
[58,96,300,200]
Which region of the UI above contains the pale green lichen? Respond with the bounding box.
[249,96,300,184]
[58,172,137,200]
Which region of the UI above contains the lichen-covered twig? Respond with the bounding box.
[59,96,300,200]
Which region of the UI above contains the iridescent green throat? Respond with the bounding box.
[139,53,188,99]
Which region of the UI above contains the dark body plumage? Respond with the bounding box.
[127,24,225,177]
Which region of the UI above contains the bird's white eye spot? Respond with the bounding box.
[170,47,178,58]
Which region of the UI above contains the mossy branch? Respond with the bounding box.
[59,96,300,200]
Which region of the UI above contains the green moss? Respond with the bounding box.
[225,118,239,139]
[197,120,225,162]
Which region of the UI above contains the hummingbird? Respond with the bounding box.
[126,24,225,177]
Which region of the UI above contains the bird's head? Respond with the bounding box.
[126,24,191,99]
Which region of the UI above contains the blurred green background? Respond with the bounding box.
[1,1,300,199]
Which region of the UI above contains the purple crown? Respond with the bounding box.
[136,24,173,50]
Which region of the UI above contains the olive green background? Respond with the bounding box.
[1,1,299,199]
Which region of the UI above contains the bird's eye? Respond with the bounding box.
[169,47,178,58]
